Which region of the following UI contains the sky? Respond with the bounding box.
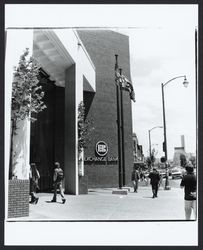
[126,26,197,159]
[5,5,198,161]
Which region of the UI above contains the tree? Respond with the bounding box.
[9,48,46,179]
[151,148,157,166]
[180,154,187,167]
[78,101,94,154]
[189,155,196,167]
[146,147,158,170]
[146,156,152,168]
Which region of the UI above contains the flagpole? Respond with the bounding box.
[115,55,123,189]
[119,68,126,187]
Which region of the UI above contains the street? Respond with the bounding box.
[159,176,182,188]
[138,175,182,188]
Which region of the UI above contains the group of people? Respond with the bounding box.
[131,167,160,197]
[131,168,148,193]
[132,163,197,220]
[29,161,66,205]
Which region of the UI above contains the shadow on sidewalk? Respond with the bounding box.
[45,201,63,204]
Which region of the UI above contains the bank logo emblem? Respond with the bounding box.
[96,141,108,156]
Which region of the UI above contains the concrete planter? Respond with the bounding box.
[8,179,30,218]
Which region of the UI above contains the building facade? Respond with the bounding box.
[173,135,187,166]
[132,133,144,169]
[5,28,134,217]
[78,30,134,188]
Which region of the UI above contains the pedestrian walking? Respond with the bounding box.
[140,169,144,181]
[140,169,148,185]
[51,162,66,204]
[148,168,161,198]
[29,163,40,204]
[131,167,140,192]
[180,164,197,220]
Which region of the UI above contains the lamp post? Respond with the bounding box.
[161,75,189,190]
[148,126,163,168]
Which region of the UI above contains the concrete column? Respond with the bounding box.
[65,64,78,194]
[60,30,96,195]
[65,56,84,194]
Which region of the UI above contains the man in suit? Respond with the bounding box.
[148,168,161,198]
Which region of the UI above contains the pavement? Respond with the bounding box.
[8,180,196,221]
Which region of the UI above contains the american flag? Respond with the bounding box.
[115,69,136,102]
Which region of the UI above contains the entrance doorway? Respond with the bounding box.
[30,71,65,191]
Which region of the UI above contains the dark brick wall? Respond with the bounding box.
[8,179,29,218]
[78,30,134,188]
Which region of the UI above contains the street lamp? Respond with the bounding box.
[148,126,163,169]
[161,75,189,190]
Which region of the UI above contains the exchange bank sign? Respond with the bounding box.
[84,141,118,163]
[96,141,108,156]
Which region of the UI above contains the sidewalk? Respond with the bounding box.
[9,185,193,221]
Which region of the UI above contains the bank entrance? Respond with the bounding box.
[30,70,65,191]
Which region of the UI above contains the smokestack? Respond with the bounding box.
[181,135,185,150]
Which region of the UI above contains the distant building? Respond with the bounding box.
[173,135,187,166]
[132,133,144,168]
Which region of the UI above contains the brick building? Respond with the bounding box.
[78,30,134,188]
[132,133,144,169]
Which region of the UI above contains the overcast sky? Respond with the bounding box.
[126,26,197,159]
[5,4,198,160]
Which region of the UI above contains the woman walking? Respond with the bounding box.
[29,163,40,204]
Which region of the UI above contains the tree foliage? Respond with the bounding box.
[9,48,46,179]
[146,156,152,167]
[78,101,94,154]
[151,148,157,164]
[189,155,196,167]
[11,48,46,130]
[180,153,187,167]
[146,147,158,168]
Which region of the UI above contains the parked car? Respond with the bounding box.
[171,167,182,179]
